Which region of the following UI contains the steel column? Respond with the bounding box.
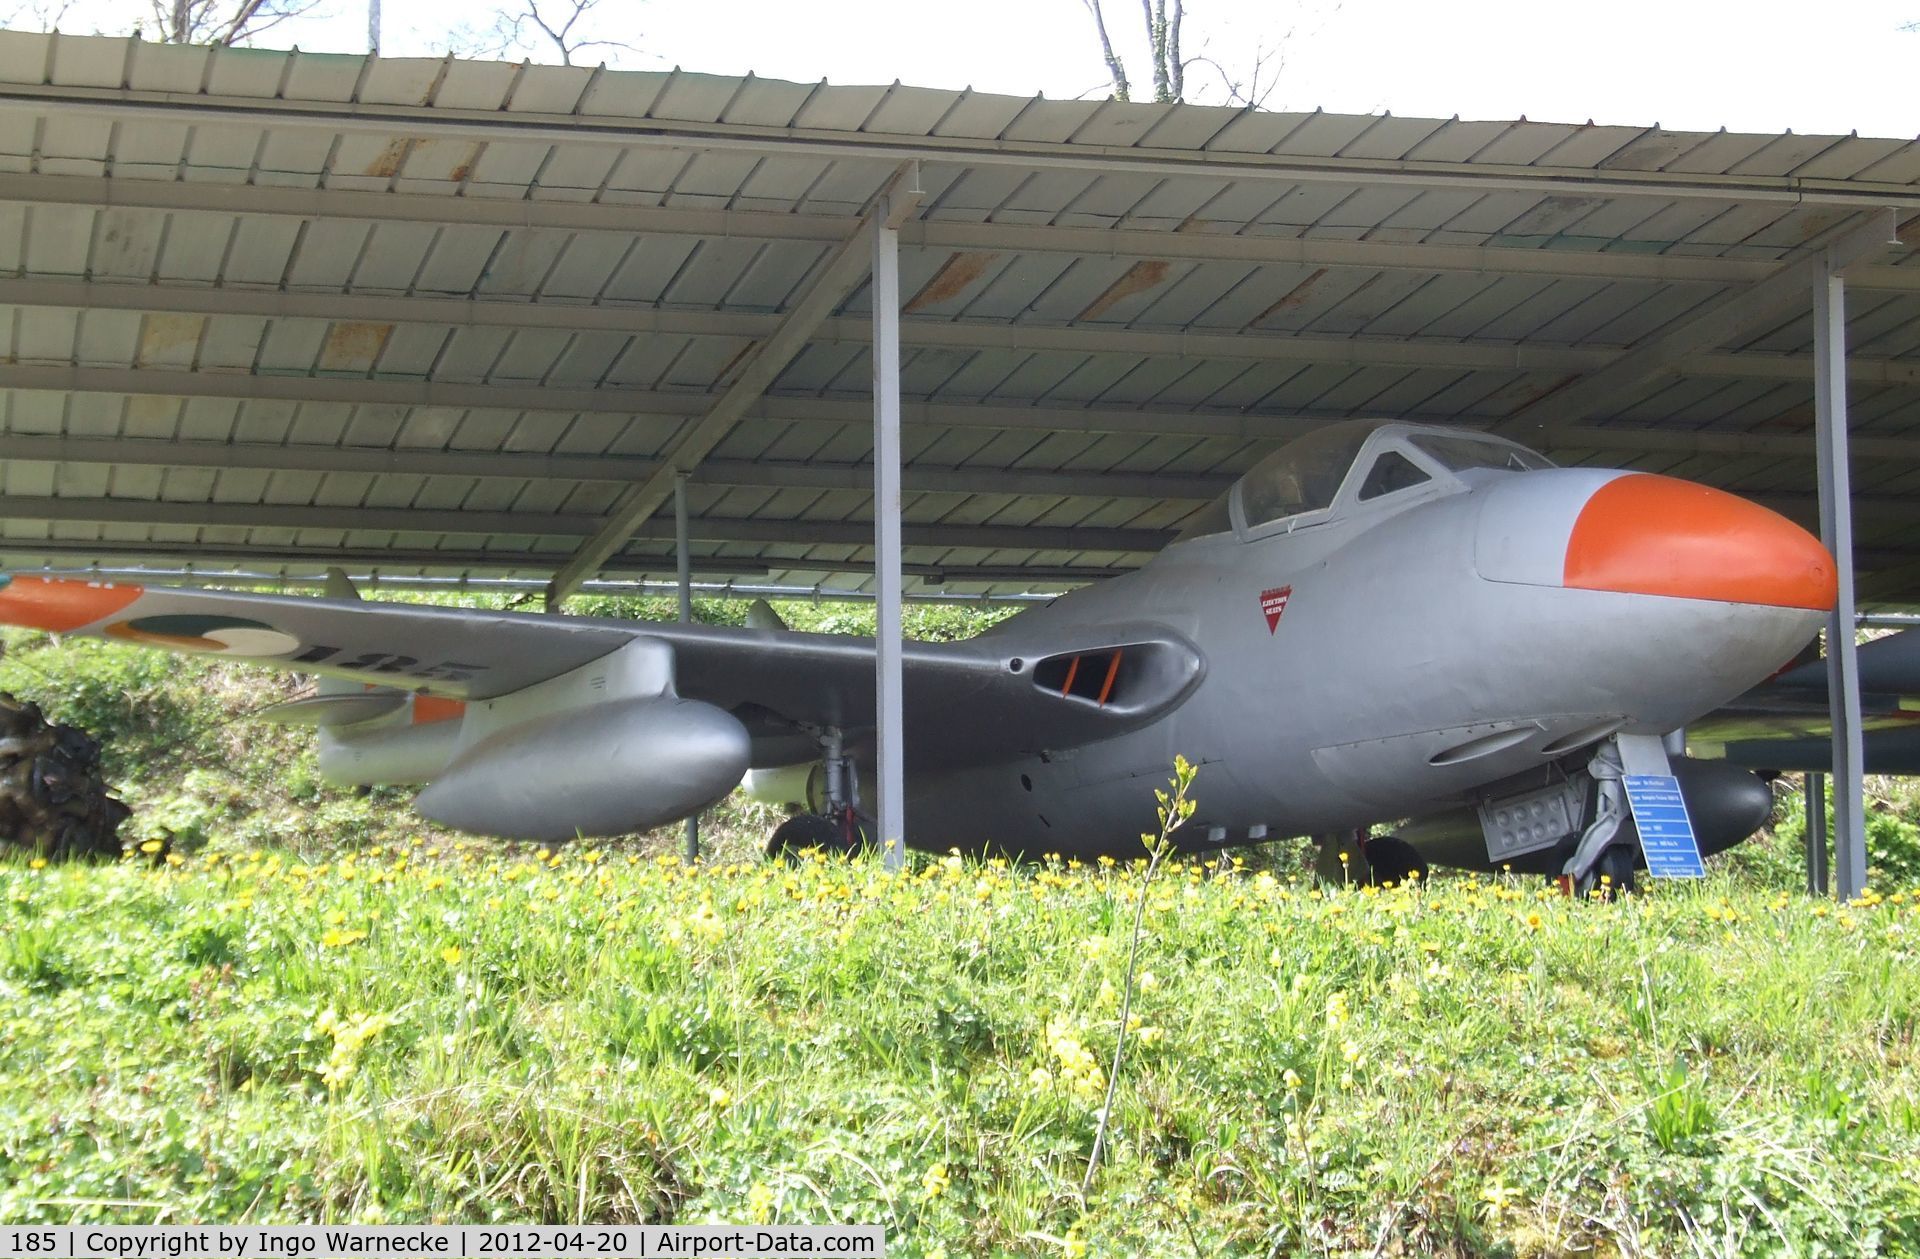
[873,192,906,872]
[1806,772,1829,895]
[674,472,699,863]
[1813,263,1869,900]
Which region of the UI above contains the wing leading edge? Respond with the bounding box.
[0,574,1205,771]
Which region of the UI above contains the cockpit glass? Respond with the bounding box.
[1408,434,1553,474]
[1357,450,1432,500]
[1238,420,1383,530]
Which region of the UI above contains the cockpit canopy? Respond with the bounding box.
[1176,420,1553,543]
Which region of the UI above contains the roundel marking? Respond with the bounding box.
[106,614,303,657]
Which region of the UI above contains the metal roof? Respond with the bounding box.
[0,31,1916,600]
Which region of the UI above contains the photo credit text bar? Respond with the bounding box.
[0,1227,884,1259]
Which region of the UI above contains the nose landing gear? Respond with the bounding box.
[1560,739,1642,898]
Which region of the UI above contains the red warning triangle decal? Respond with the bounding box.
[1260,586,1292,634]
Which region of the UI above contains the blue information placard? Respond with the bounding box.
[1623,774,1706,879]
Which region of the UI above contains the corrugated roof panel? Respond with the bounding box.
[568,68,663,119]
[40,115,112,177]
[425,325,507,380]
[392,137,484,188]
[1067,100,1185,149]
[414,225,507,293]
[1312,270,1448,336]
[600,146,694,201]
[1200,109,1310,155]
[18,306,78,361]
[87,207,164,278]
[463,140,562,195]
[1530,124,1648,169]
[1597,128,1705,172]
[597,235,700,303]
[1053,173,1167,226]
[1792,136,1916,181]
[602,331,694,388]
[111,119,192,180]
[216,216,300,285]
[663,150,764,210]
[1660,129,1787,175]
[863,84,967,137]
[358,57,447,107]
[1280,111,1391,159]
[434,59,519,112]
[1616,199,1733,249]
[1851,142,1920,185]
[274,50,368,104]
[503,64,594,114]
[0,29,49,83]
[796,157,895,216]
[1336,115,1450,161]
[489,327,572,382]
[254,128,335,185]
[789,81,889,132]
[546,331,629,386]
[1247,183,1357,232]
[997,97,1106,145]
[952,253,1077,320]
[924,89,1030,140]
[475,229,571,297]
[1245,264,1387,332]
[47,32,125,88]
[446,408,526,453]
[733,154,833,211]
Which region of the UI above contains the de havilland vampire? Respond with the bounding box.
[0,421,1837,890]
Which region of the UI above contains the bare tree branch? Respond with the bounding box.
[457,0,641,68]
[138,0,325,46]
[1079,0,1130,103]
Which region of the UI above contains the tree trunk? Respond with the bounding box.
[0,693,131,860]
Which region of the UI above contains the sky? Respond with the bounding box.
[16,0,1920,139]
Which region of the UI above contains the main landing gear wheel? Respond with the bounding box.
[1361,834,1428,888]
[1588,843,1638,899]
[765,810,866,862]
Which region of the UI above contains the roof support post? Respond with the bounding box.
[873,183,908,873]
[541,164,925,610]
[675,471,699,864]
[1813,261,1868,901]
[1805,771,1829,895]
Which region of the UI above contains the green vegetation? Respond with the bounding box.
[3,609,1920,1254]
[3,843,1917,1254]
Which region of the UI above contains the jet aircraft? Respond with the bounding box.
[0,420,1839,892]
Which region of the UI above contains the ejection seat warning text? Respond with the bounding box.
[1,1228,884,1259]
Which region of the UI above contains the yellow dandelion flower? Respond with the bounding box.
[747,1182,776,1225]
[922,1162,952,1198]
[139,839,163,854]
[440,946,463,965]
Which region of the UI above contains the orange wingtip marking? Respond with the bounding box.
[411,695,467,725]
[0,575,144,632]
[1563,474,1837,611]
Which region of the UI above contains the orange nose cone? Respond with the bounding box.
[1563,474,1836,611]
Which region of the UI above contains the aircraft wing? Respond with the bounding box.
[0,574,1204,770]
[1690,629,1920,772]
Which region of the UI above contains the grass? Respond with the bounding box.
[3,844,1917,1256]
[5,617,1920,1254]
